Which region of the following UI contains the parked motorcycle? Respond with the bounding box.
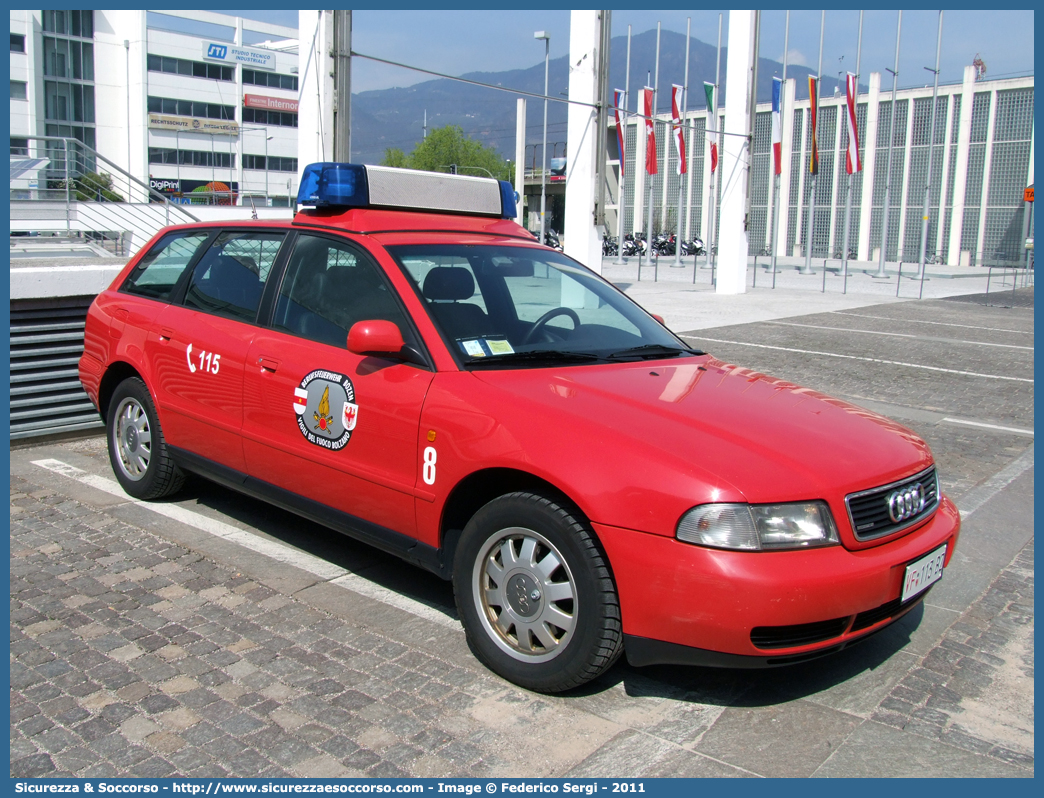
[543,228,563,251]
[680,236,705,257]
[651,232,676,257]
[621,232,647,257]
[601,233,619,256]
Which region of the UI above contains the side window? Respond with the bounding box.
[183,231,285,322]
[121,232,210,301]
[272,234,411,349]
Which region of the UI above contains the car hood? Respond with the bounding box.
[470,356,933,504]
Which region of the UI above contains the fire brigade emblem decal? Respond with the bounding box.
[292,370,358,450]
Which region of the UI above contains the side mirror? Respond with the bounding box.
[347,320,406,358]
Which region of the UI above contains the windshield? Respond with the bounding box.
[388,244,693,367]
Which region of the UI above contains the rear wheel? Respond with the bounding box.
[107,377,184,500]
[453,492,623,692]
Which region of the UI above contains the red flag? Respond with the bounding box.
[643,87,657,175]
[671,85,687,175]
[771,77,782,176]
[845,73,862,174]
[614,89,626,177]
[808,76,819,175]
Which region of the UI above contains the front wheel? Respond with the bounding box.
[106,377,184,500]
[453,492,623,692]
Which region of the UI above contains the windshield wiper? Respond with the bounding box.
[464,350,604,367]
[605,343,705,360]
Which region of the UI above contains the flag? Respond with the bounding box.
[808,76,819,175]
[845,73,862,174]
[671,85,687,175]
[771,77,782,176]
[614,89,626,177]
[643,87,657,175]
[704,81,718,173]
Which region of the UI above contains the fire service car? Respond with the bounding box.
[79,163,960,692]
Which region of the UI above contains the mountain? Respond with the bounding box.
[350,28,843,166]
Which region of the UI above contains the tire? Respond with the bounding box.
[106,377,184,500]
[453,492,623,693]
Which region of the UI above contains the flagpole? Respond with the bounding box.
[615,25,631,265]
[646,20,660,269]
[842,10,863,295]
[772,10,789,288]
[706,12,723,274]
[802,11,824,276]
[917,11,944,282]
[673,18,691,267]
[875,10,902,279]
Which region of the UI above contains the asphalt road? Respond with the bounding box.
[10,289,1034,779]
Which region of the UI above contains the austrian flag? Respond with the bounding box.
[671,84,687,175]
[643,87,657,175]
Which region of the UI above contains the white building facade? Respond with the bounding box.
[11,9,300,207]
[620,69,1034,267]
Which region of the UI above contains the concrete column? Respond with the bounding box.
[935,92,955,259]
[514,98,526,225]
[297,11,335,189]
[946,65,977,266]
[794,107,808,257]
[633,113,647,235]
[699,108,711,239]
[563,10,605,272]
[858,72,881,261]
[717,10,756,294]
[775,78,796,257]
[974,88,999,262]
[895,96,915,257]
[828,100,844,256]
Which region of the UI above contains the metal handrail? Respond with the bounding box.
[18,135,201,224]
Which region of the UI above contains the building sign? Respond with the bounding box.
[150,178,239,205]
[202,41,275,71]
[244,94,299,114]
[148,113,240,137]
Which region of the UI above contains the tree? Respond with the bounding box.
[380,125,512,181]
[73,171,124,202]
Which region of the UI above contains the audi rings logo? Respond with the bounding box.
[887,484,925,523]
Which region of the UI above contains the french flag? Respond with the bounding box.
[771,77,782,176]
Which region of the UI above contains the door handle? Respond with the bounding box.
[159,327,175,342]
[258,356,280,373]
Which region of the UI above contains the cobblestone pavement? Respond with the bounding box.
[10,290,1034,779]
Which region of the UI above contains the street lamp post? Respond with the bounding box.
[535,30,550,246]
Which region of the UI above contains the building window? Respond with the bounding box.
[11,80,27,100]
[11,33,25,52]
[44,123,95,150]
[243,154,297,172]
[147,54,234,82]
[43,37,93,79]
[11,138,29,155]
[42,10,93,38]
[147,95,236,121]
[242,107,297,128]
[243,69,298,92]
[149,147,235,169]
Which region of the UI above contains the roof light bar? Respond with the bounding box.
[297,163,517,219]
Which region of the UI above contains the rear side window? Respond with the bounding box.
[183,231,285,322]
[121,232,210,301]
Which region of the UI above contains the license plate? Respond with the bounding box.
[901,544,947,603]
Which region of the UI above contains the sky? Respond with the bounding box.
[209,9,1034,94]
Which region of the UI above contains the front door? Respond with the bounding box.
[242,232,434,539]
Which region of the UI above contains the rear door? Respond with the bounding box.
[145,230,287,471]
[242,232,434,539]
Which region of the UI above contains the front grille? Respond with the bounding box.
[846,466,940,541]
[750,617,849,650]
[851,585,934,632]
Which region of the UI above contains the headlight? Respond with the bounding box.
[677,502,839,551]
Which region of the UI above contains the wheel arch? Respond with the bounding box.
[438,467,596,579]
[98,361,147,422]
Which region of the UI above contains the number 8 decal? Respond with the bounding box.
[422,446,437,485]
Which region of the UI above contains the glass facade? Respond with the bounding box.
[41,9,95,149]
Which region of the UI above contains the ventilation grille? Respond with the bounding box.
[10,296,102,439]
[846,466,939,540]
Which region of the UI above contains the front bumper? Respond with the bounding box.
[596,495,960,665]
